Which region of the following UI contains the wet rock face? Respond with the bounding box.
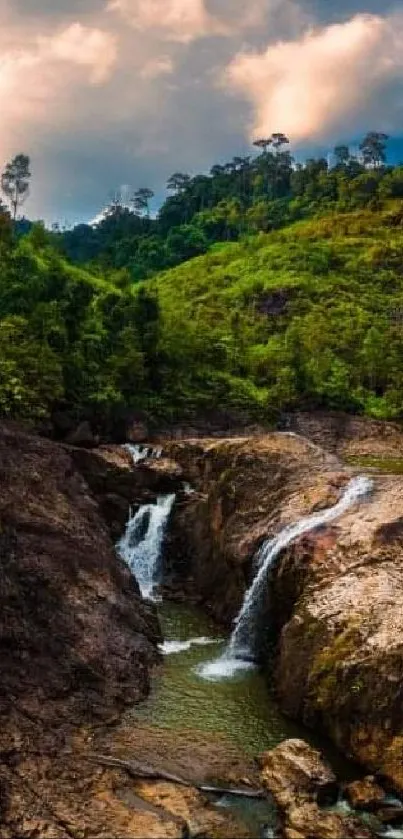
[70,445,182,538]
[0,425,162,720]
[163,434,343,624]
[260,740,375,839]
[0,423,163,835]
[273,476,403,794]
[162,433,403,794]
[345,778,386,811]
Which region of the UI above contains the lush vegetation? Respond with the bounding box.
[56,131,403,282]
[1,133,403,433]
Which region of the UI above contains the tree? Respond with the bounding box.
[253,138,273,154]
[359,132,389,169]
[1,154,31,220]
[133,188,154,217]
[333,145,350,168]
[166,173,191,193]
[271,133,290,151]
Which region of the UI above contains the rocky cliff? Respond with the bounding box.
[0,423,163,836]
[163,434,403,794]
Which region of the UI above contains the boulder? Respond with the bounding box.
[283,801,375,839]
[260,740,375,839]
[127,420,149,443]
[283,410,403,460]
[274,473,403,794]
[345,777,386,811]
[260,739,338,809]
[163,434,343,623]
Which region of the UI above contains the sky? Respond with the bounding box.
[1,0,403,224]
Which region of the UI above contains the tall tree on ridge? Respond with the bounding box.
[253,138,273,154]
[1,154,31,220]
[134,187,154,217]
[359,132,389,169]
[166,173,191,193]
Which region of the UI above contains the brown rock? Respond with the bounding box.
[283,410,403,459]
[127,420,149,443]
[161,433,403,794]
[284,801,375,839]
[260,740,375,839]
[376,805,403,825]
[0,422,162,836]
[345,777,386,811]
[163,434,342,623]
[260,739,338,809]
[66,419,97,447]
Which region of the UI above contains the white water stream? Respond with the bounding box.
[125,443,163,464]
[117,494,175,599]
[200,476,372,680]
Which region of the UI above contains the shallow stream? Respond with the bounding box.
[131,601,364,837]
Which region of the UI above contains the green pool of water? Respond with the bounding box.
[131,602,363,837]
[134,602,304,755]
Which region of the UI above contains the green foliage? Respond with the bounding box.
[3,132,403,431]
[57,131,399,283]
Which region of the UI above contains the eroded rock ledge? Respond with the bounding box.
[0,424,255,838]
[162,433,403,793]
[0,424,163,836]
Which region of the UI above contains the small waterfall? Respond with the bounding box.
[199,476,372,680]
[125,444,163,464]
[117,494,175,599]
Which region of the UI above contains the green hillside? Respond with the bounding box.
[150,204,403,422]
[1,199,403,432]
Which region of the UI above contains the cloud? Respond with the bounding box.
[0,22,117,159]
[40,22,117,83]
[225,13,403,142]
[108,0,226,42]
[140,55,174,79]
[1,0,403,224]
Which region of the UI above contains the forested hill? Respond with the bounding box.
[57,132,403,282]
[1,132,403,435]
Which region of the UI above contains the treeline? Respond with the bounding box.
[0,216,162,430]
[56,131,403,280]
[0,132,403,433]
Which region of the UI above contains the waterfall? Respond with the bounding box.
[199,476,372,680]
[117,494,175,599]
[125,443,163,464]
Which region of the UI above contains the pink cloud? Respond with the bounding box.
[108,0,228,42]
[225,13,403,142]
[140,55,174,79]
[0,22,117,159]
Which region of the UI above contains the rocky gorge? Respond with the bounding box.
[1,416,403,837]
[162,431,403,797]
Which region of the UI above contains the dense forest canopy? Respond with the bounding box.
[1,131,403,434]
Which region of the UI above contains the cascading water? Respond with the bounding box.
[199,475,372,680]
[117,494,175,599]
[125,443,163,464]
